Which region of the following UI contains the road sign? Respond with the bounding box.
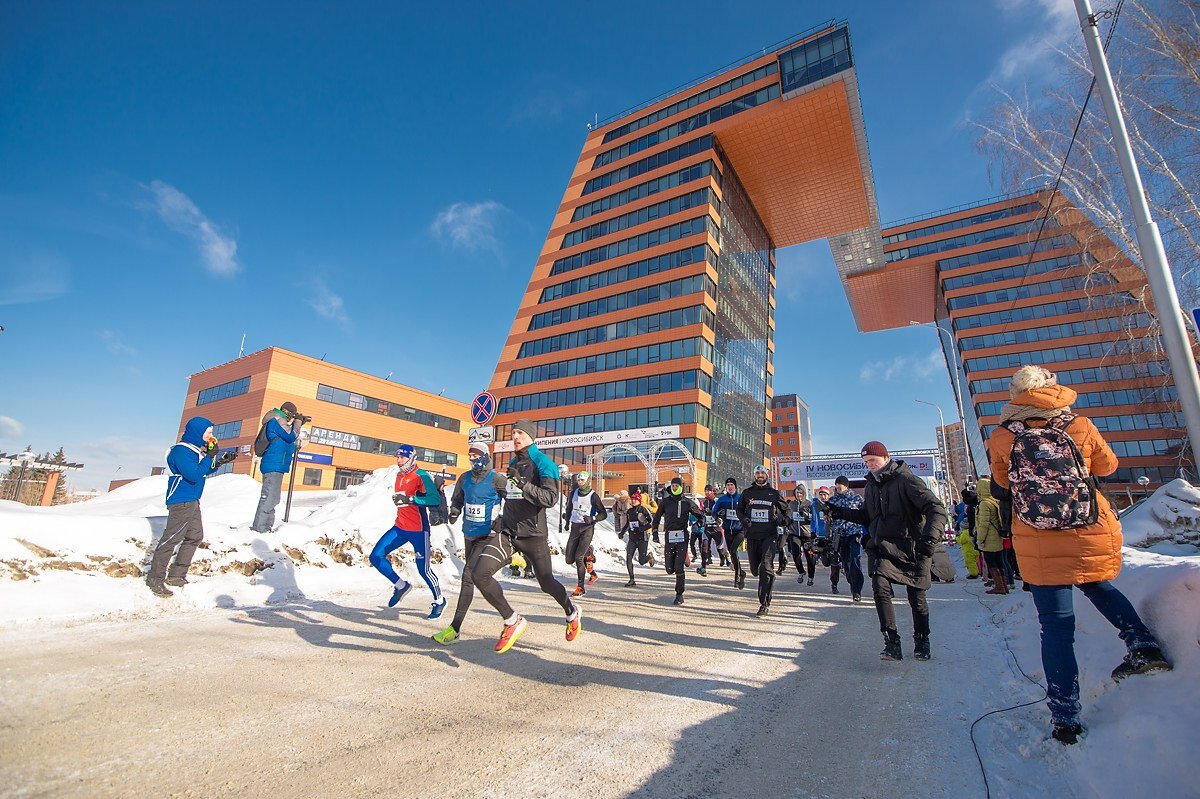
[471,392,497,426]
[468,426,494,444]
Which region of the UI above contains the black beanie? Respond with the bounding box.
[835,476,850,487]
[280,401,298,415]
[725,476,737,488]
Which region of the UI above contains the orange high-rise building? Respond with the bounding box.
[487,21,881,493]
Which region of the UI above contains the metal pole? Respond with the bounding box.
[14,460,28,504]
[917,400,951,508]
[1073,0,1200,456]
[283,453,299,523]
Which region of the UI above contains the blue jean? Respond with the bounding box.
[1028,581,1157,724]
[370,519,442,603]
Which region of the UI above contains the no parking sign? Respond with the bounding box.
[471,391,497,426]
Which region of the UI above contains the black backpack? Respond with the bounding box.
[252,419,270,457]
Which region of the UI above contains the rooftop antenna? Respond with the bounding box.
[385,371,393,381]
[238,332,246,358]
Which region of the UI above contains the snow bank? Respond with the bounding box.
[1120,478,1200,548]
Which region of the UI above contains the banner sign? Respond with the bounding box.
[494,425,681,453]
[468,426,494,444]
[777,455,937,483]
[296,452,334,465]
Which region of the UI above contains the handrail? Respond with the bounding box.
[592,19,843,130]
[882,185,1054,231]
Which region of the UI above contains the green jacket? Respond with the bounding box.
[974,478,1004,553]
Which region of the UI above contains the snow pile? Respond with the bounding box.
[1120,479,1200,555]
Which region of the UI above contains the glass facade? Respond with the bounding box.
[936,235,1075,271]
[316,384,461,431]
[550,216,717,276]
[941,253,1090,291]
[528,274,715,331]
[709,163,772,480]
[541,245,714,303]
[964,336,1158,372]
[952,292,1140,330]
[947,273,1114,311]
[517,305,714,358]
[498,369,710,414]
[560,188,717,249]
[507,337,712,387]
[778,26,852,94]
[958,313,1151,351]
[970,361,1172,394]
[886,219,1051,262]
[884,202,1042,244]
[583,135,713,195]
[196,376,250,406]
[210,420,243,440]
[571,162,719,222]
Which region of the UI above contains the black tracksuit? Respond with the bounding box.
[620,505,654,581]
[653,492,704,597]
[738,482,791,607]
[785,498,816,579]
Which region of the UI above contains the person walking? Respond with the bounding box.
[696,484,722,577]
[827,441,948,662]
[251,402,303,533]
[713,478,745,588]
[827,476,866,601]
[618,490,656,586]
[973,477,1007,595]
[563,470,607,596]
[785,486,815,585]
[146,416,236,596]
[988,365,1172,744]
[652,477,704,605]
[737,465,791,617]
[433,441,508,645]
[612,490,631,541]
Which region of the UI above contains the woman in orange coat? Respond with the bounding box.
[988,366,1171,745]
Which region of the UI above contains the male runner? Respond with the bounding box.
[785,485,816,585]
[652,477,704,605]
[712,478,745,588]
[563,470,607,596]
[618,490,656,586]
[738,465,791,616]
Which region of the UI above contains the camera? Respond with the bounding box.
[290,413,313,424]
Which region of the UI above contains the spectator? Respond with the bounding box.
[251,402,303,533]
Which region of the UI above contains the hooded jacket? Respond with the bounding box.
[737,482,790,540]
[838,459,948,589]
[653,491,704,538]
[973,478,1004,554]
[259,410,299,474]
[165,416,221,506]
[988,384,1121,585]
[826,489,866,540]
[785,496,813,538]
[500,444,561,539]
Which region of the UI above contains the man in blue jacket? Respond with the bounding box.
[148,416,236,597]
[251,401,303,533]
[712,478,746,589]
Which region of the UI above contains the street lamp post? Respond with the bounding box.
[916,400,952,507]
[13,449,35,504]
[909,320,967,432]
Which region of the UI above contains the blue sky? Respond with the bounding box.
[0,0,1079,490]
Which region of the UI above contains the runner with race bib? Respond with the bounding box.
[651,477,705,606]
[738,465,791,617]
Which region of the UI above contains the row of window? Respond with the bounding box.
[584,135,713,196]
[779,26,853,94]
[602,64,778,143]
[315,384,461,432]
[1110,438,1187,458]
[975,385,1178,417]
[493,402,710,441]
[1102,466,1196,485]
[947,273,1114,311]
[540,244,714,304]
[560,188,716,249]
[528,274,714,331]
[196,376,250,406]
[1093,412,1185,433]
[937,234,1075,272]
[210,420,243,441]
[964,335,1156,372]
[550,215,718,277]
[592,84,780,169]
[571,161,718,223]
[307,426,459,466]
[952,292,1139,331]
[497,369,711,414]
[884,202,1043,245]
[518,305,714,359]
[886,219,1048,263]
[958,313,1150,352]
[970,360,1171,394]
[942,253,1089,292]
[506,336,713,387]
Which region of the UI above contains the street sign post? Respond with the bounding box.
[468,426,495,445]
[471,392,497,426]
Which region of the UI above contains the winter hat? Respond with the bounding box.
[817,486,831,495]
[704,484,715,492]
[834,476,850,488]
[725,477,738,488]
[280,401,298,415]
[468,441,489,456]
[513,419,538,440]
[631,491,643,502]
[670,477,683,486]
[860,441,889,459]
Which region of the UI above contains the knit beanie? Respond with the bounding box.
[860,441,889,459]
[513,419,538,440]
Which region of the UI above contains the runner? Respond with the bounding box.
[827,476,866,601]
[618,490,656,586]
[652,477,704,605]
[696,484,724,577]
[785,485,816,585]
[440,420,581,653]
[812,485,841,592]
[368,445,446,620]
[712,478,745,589]
[432,441,508,644]
[562,470,607,596]
[737,465,790,617]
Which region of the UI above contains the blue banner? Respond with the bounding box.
[296,452,333,465]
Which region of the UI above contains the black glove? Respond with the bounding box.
[653,532,661,544]
[490,516,503,533]
[204,439,220,459]
[824,502,844,520]
[393,492,412,506]
[916,538,936,558]
[216,450,237,466]
[506,465,527,490]
[448,508,461,525]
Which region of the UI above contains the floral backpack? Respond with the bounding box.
[1003,415,1100,530]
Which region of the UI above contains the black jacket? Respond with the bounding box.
[499,445,560,539]
[838,459,948,589]
[737,483,791,540]
[653,493,703,534]
[621,505,654,541]
[785,498,812,538]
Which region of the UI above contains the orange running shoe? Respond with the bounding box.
[565,606,583,642]
[494,615,527,653]
[571,585,585,597]
[586,571,599,586]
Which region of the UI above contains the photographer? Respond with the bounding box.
[251,401,307,533]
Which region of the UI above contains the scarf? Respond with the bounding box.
[998,402,1073,424]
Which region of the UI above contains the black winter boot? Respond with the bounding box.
[1111,645,1173,681]
[1051,721,1084,745]
[914,634,931,661]
[880,630,902,661]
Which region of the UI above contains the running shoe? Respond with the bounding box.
[756,604,769,618]
[648,551,656,567]
[797,575,805,585]
[831,585,839,594]
[852,593,862,602]
[432,625,460,645]
[625,580,636,587]
[571,585,585,597]
[587,571,599,586]
[428,597,447,620]
[388,581,413,608]
[565,606,583,642]
[673,594,684,606]
[495,615,527,653]
[807,578,814,587]
[696,566,707,577]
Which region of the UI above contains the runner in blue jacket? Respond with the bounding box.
[712,477,746,589]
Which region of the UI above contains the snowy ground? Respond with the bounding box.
[1,471,1197,797]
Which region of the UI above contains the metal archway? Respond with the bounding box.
[586,443,655,488]
[585,439,698,491]
[646,440,698,487]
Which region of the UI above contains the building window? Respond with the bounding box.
[334,468,370,490]
[572,162,720,222]
[196,376,250,406]
[540,244,715,304]
[308,426,459,466]
[302,468,322,486]
[583,135,714,196]
[528,275,716,331]
[959,313,1151,352]
[550,216,719,276]
[210,420,243,440]
[498,369,710,414]
[778,26,853,94]
[560,188,717,249]
[517,305,715,359]
[884,202,1042,245]
[506,336,713,387]
[316,384,461,432]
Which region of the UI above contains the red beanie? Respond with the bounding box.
[860,441,889,458]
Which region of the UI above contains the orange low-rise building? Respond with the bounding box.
[177,347,471,490]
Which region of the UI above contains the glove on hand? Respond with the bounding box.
[216,450,237,466]
[204,439,220,458]
[448,508,461,525]
[393,492,412,507]
[824,502,844,520]
[505,465,528,489]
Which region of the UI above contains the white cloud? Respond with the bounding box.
[430,201,506,256]
[0,416,25,440]
[100,329,137,357]
[144,180,240,276]
[0,250,70,305]
[308,277,348,325]
[859,348,945,382]
[990,0,1078,83]
[69,435,171,492]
